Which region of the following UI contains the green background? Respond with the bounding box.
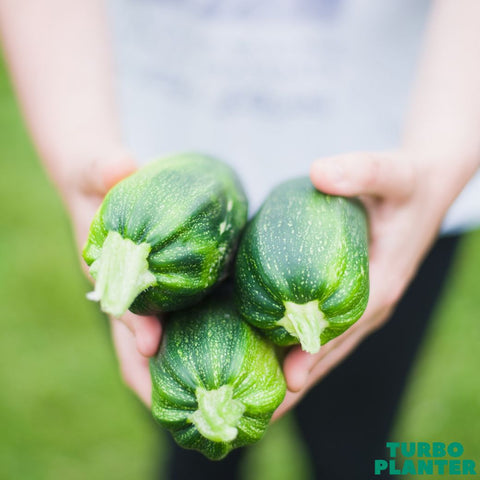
[1,55,479,479]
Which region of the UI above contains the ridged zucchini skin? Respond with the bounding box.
[234,177,369,352]
[150,295,286,460]
[83,153,248,315]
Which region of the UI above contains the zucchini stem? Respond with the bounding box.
[278,300,329,354]
[189,385,245,443]
[86,231,156,317]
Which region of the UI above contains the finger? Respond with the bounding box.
[117,312,163,357]
[305,324,373,390]
[103,155,137,191]
[282,347,315,392]
[310,152,414,200]
[79,150,137,196]
[276,317,381,420]
[272,390,302,422]
[274,328,368,420]
[111,319,152,406]
[282,327,354,392]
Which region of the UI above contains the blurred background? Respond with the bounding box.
[1,50,480,480]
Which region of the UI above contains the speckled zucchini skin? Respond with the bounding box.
[234,177,369,347]
[150,296,286,460]
[83,153,248,314]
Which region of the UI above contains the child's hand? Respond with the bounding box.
[274,150,468,420]
[110,312,156,406]
[65,152,161,406]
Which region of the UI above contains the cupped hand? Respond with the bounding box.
[274,150,460,420]
[65,151,161,406]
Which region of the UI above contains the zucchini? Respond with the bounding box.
[150,294,286,460]
[234,177,369,354]
[83,153,248,317]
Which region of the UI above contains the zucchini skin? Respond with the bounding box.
[83,153,248,314]
[150,294,286,460]
[234,177,369,349]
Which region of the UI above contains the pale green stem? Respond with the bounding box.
[86,231,156,317]
[188,385,245,443]
[277,300,329,354]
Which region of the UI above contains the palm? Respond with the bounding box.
[274,151,447,419]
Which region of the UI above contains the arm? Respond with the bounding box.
[0,0,159,405]
[277,0,480,418]
[0,0,129,206]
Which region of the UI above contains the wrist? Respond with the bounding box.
[401,147,479,214]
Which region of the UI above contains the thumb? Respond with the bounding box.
[310,152,414,200]
[79,149,137,196]
[118,311,163,357]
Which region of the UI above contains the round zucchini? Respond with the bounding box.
[234,177,369,354]
[83,153,248,317]
[150,295,286,460]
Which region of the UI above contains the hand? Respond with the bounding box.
[273,150,466,420]
[64,151,161,406]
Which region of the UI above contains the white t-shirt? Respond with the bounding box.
[108,0,480,233]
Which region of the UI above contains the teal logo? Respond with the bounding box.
[374,442,477,476]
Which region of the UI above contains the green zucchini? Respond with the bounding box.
[234,177,369,354]
[83,153,248,317]
[150,294,286,460]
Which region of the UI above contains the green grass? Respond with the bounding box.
[393,229,480,476]
[0,52,479,480]
[0,57,161,480]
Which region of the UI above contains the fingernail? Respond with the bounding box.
[302,351,315,371]
[298,369,309,387]
[292,355,314,391]
[288,371,307,393]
